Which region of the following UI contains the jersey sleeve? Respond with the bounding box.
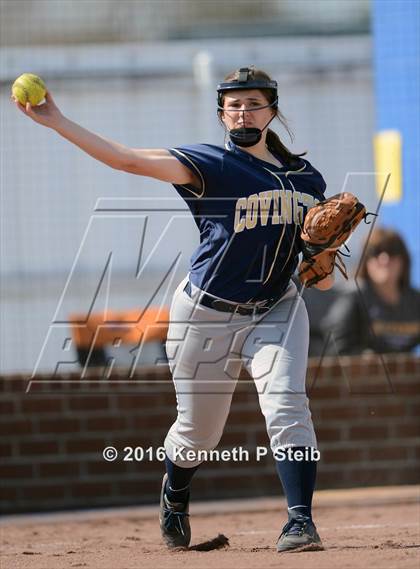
[168,144,220,200]
[303,159,327,201]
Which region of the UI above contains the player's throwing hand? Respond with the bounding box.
[12,91,64,130]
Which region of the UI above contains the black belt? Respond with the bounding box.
[183,281,280,316]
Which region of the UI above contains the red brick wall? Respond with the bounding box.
[1,354,419,514]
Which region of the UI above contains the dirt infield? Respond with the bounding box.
[2,486,419,568]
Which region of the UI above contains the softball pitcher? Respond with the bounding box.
[14,66,336,553]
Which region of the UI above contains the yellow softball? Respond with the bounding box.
[12,73,47,106]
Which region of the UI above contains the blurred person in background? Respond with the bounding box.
[320,227,420,355]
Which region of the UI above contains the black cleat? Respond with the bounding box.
[277,511,324,552]
[159,473,191,549]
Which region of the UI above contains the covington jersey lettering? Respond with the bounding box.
[168,141,326,303]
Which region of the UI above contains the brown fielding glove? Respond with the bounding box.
[298,250,348,288]
[300,192,366,256]
[299,192,367,287]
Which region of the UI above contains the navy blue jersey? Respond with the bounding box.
[169,141,326,303]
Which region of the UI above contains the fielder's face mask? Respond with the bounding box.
[217,67,278,148]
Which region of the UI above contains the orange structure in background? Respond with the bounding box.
[69,307,170,366]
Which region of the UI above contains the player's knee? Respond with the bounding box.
[263,395,317,450]
[269,424,317,453]
[164,430,223,467]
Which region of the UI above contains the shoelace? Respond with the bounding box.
[281,516,311,537]
[163,496,189,536]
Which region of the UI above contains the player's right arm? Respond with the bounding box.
[12,91,198,186]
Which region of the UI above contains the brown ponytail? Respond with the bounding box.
[218,66,306,168]
[266,129,306,169]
